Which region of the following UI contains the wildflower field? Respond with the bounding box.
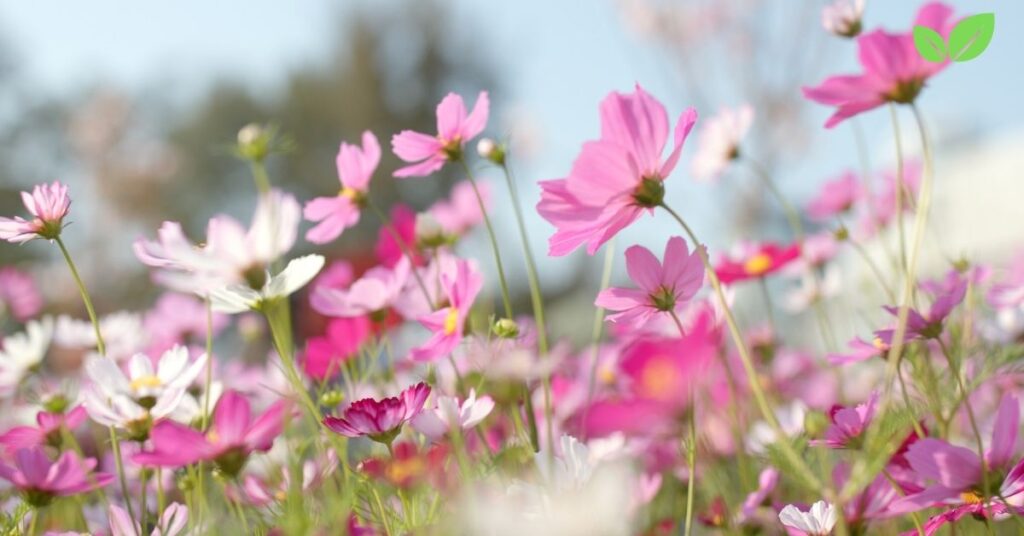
[0,1,1020,534]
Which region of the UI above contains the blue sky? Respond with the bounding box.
[0,0,1018,286]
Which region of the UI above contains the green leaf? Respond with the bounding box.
[948,13,995,62]
[913,25,948,63]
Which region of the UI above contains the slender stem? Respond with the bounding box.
[367,201,433,307]
[896,359,928,439]
[201,298,215,428]
[109,430,140,535]
[584,239,617,413]
[223,480,250,533]
[498,161,555,453]
[937,339,988,482]
[683,399,697,536]
[262,300,321,427]
[459,159,514,319]
[54,236,105,356]
[156,467,166,523]
[249,160,272,195]
[758,278,777,334]
[658,202,824,493]
[743,157,804,239]
[28,510,39,536]
[881,469,925,536]
[841,227,897,302]
[888,104,909,277]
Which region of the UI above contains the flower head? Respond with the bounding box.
[807,171,860,220]
[803,2,956,128]
[304,131,381,244]
[303,316,372,381]
[323,382,431,445]
[778,501,838,535]
[822,0,865,38]
[411,389,495,440]
[209,254,325,313]
[691,105,753,182]
[715,242,801,284]
[812,392,878,449]
[134,390,291,476]
[392,91,489,178]
[409,258,482,362]
[311,258,410,318]
[0,317,53,395]
[0,447,112,507]
[0,405,88,454]
[0,267,43,322]
[538,84,698,256]
[0,181,71,243]
[595,236,704,327]
[85,346,206,412]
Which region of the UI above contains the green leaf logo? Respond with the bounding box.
[913,26,947,62]
[947,13,995,62]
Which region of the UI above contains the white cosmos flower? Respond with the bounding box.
[0,317,53,393]
[171,381,223,425]
[691,104,754,182]
[779,501,837,535]
[822,0,864,37]
[83,389,181,433]
[210,254,324,313]
[55,311,147,362]
[745,401,807,454]
[85,345,206,412]
[784,266,841,314]
[411,389,495,440]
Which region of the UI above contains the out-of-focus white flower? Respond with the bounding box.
[55,312,147,362]
[83,390,172,435]
[210,254,325,313]
[746,401,807,454]
[691,105,754,182]
[784,266,841,313]
[0,317,53,394]
[411,389,495,440]
[170,381,223,425]
[85,346,206,405]
[822,0,864,38]
[779,500,838,535]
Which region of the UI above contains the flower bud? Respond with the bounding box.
[415,213,447,248]
[320,390,345,408]
[477,138,506,165]
[492,318,520,339]
[804,410,830,439]
[237,123,272,161]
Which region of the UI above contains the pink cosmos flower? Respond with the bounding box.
[714,242,801,285]
[133,390,291,476]
[691,104,753,182]
[0,406,88,455]
[876,273,967,342]
[409,258,482,362]
[595,236,704,327]
[0,181,71,243]
[811,392,878,449]
[391,91,489,178]
[427,180,490,240]
[0,267,42,322]
[311,258,410,318]
[0,447,112,506]
[109,503,189,536]
[323,382,431,445]
[807,171,860,220]
[803,2,955,128]
[538,84,698,256]
[892,394,1024,515]
[828,336,889,365]
[304,131,381,244]
[739,468,780,523]
[303,316,372,380]
[375,204,424,268]
[857,159,922,238]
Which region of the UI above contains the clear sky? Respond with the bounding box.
[0,0,1019,287]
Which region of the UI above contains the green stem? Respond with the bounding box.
[201,298,215,429]
[249,160,272,195]
[54,236,105,356]
[459,159,514,319]
[584,239,616,412]
[683,400,697,536]
[658,202,824,493]
[888,104,909,277]
[262,300,321,427]
[109,429,140,535]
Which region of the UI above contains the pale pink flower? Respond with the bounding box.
[807,171,860,220]
[323,382,431,445]
[411,389,495,440]
[427,180,490,239]
[691,105,753,182]
[409,258,483,361]
[0,181,71,243]
[803,2,956,128]
[538,84,698,256]
[778,501,838,535]
[0,406,88,455]
[109,503,189,536]
[595,236,704,327]
[311,257,410,318]
[392,91,489,178]
[822,0,865,38]
[304,131,381,244]
[0,267,42,322]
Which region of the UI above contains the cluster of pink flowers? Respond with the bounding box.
[0,2,1020,534]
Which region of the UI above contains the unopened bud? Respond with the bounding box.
[237,123,271,161]
[492,318,520,339]
[477,138,506,165]
[804,410,830,439]
[415,213,446,248]
[320,390,345,408]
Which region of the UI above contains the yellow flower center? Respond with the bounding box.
[386,456,426,484]
[960,490,984,504]
[872,337,887,350]
[443,307,460,336]
[275,489,288,501]
[207,429,220,444]
[129,375,163,392]
[641,357,679,400]
[339,186,360,200]
[743,253,773,276]
[598,366,617,385]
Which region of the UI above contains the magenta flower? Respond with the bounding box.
[391,91,489,178]
[877,273,967,341]
[0,267,42,322]
[304,131,381,244]
[893,394,1024,515]
[133,390,291,476]
[323,382,431,445]
[303,316,372,380]
[409,258,482,362]
[374,204,424,268]
[595,236,704,327]
[0,405,88,455]
[827,336,889,366]
[811,392,878,449]
[0,181,71,243]
[537,84,698,256]
[0,447,112,506]
[807,171,860,220]
[803,2,955,128]
[714,242,801,285]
